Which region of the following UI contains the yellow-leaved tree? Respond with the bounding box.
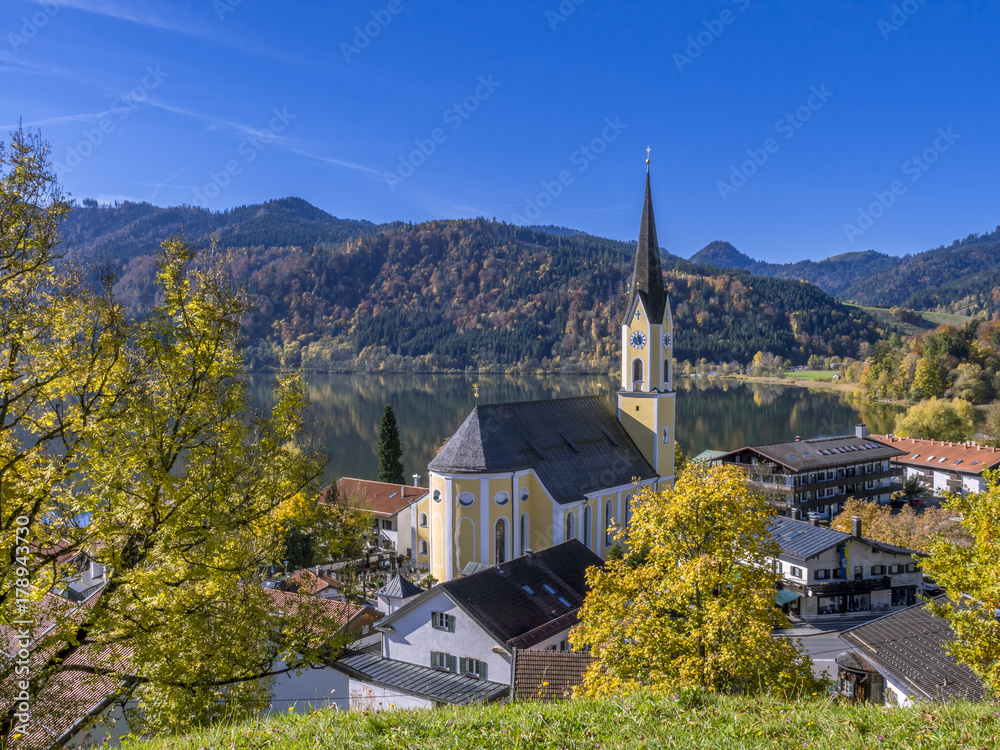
[571,462,818,696]
[924,471,1000,694]
[0,128,353,741]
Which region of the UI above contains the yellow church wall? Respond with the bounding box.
[619,396,656,467]
[413,494,431,565]
[457,516,476,571]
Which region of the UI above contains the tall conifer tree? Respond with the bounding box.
[377,403,405,484]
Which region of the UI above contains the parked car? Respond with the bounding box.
[908,497,926,508]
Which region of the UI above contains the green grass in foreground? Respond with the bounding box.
[126,691,1000,750]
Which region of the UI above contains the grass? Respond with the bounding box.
[125,691,1000,750]
[785,370,835,382]
[847,304,978,337]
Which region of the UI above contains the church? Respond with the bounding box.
[412,166,676,582]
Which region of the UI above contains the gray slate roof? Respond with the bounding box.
[427,395,656,504]
[720,435,907,473]
[624,170,669,325]
[333,651,508,704]
[441,540,602,648]
[376,574,422,600]
[771,516,922,560]
[839,598,988,702]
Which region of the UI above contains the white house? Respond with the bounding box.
[375,574,423,615]
[838,598,987,705]
[330,477,428,557]
[871,435,1000,496]
[331,540,602,709]
[770,515,923,621]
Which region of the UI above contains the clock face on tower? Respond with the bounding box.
[662,332,671,348]
[630,331,647,349]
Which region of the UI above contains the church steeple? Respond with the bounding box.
[626,169,668,325]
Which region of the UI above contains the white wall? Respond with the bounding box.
[382,589,510,684]
[270,661,351,712]
[347,678,434,711]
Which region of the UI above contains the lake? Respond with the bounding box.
[247,374,904,489]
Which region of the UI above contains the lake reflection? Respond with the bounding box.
[246,374,904,488]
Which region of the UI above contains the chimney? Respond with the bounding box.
[852,516,862,539]
[810,518,819,527]
[855,424,870,439]
[790,509,801,521]
[412,473,422,487]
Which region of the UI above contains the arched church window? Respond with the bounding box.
[419,512,428,528]
[433,489,441,503]
[565,511,576,542]
[632,358,643,390]
[519,512,528,556]
[583,505,592,549]
[624,494,632,528]
[419,539,428,555]
[664,359,670,388]
[605,499,614,547]
[495,518,507,565]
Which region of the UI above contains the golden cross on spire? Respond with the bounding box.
[645,146,651,165]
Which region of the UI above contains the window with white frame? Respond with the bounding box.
[431,611,455,631]
[790,566,803,579]
[461,657,485,679]
[419,512,428,528]
[431,651,456,672]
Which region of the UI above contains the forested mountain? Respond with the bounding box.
[60,199,892,371]
[60,196,379,267]
[689,228,1000,318]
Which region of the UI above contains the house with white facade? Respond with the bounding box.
[331,540,602,710]
[770,515,924,621]
[330,477,428,557]
[837,597,987,705]
[870,435,1000,496]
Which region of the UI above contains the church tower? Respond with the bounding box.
[618,159,676,486]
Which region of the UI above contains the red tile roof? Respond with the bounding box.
[329,477,427,518]
[286,568,342,595]
[871,436,1000,475]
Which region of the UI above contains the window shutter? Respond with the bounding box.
[459,657,467,675]
[479,662,487,681]
[430,651,438,668]
[448,614,455,632]
[447,654,457,673]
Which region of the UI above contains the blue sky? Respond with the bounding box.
[2,0,998,263]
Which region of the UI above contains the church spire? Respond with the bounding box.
[626,163,667,324]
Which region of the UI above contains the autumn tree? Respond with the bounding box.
[376,403,405,485]
[571,463,817,696]
[894,398,979,442]
[1,130,351,740]
[831,498,967,553]
[924,471,1000,694]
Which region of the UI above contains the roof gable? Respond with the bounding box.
[839,599,987,701]
[331,478,428,517]
[428,396,656,503]
[440,540,603,647]
[771,516,921,560]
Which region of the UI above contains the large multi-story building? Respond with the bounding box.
[411,166,677,582]
[870,435,1000,496]
[717,427,906,519]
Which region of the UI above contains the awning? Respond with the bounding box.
[775,590,802,606]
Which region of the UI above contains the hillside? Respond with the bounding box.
[128,691,998,750]
[57,200,893,371]
[689,228,1000,318]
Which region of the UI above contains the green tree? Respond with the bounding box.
[377,403,405,485]
[894,398,979,442]
[571,464,817,696]
[674,441,688,480]
[925,471,1000,694]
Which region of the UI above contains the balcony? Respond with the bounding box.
[785,576,891,597]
